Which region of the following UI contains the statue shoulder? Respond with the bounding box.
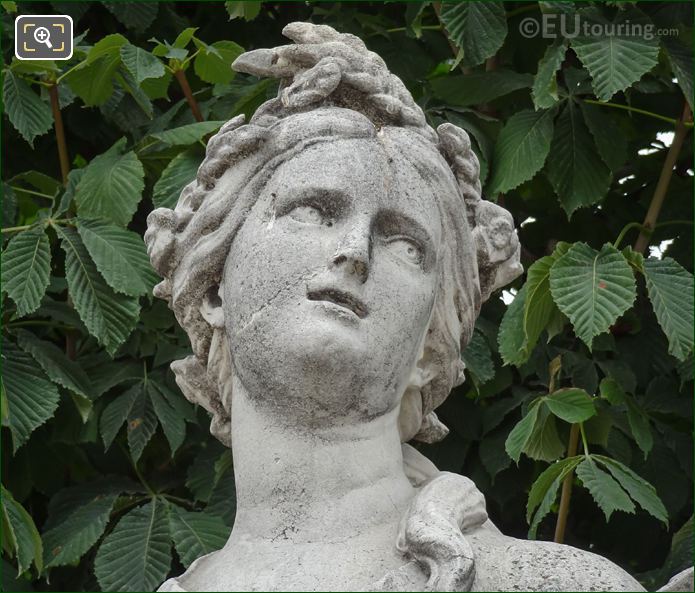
[468,528,645,592]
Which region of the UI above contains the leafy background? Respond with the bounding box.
[1,1,693,591]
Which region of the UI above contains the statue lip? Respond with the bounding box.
[306,288,368,319]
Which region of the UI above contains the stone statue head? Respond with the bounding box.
[144,22,522,449]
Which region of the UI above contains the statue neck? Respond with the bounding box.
[228,376,414,545]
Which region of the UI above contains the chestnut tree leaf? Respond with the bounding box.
[1,485,43,576]
[94,499,171,592]
[1,342,59,452]
[57,227,140,356]
[549,242,636,350]
[489,107,556,195]
[546,101,611,216]
[576,458,635,521]
[168,505,230,568]
[2,72,52,147]
[643,257,694,361]
[74,139,145,226]
[1,226,51,317]
[440,2,508,68]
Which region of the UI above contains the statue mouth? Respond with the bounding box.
[307,288,368,319]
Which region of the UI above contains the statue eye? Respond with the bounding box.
[386,237,423,266]
[288,205,332,226]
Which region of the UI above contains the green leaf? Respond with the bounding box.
[186,442,227,503]
[63,58,117,106]
[141,71,173,100]
[576,458,635,521]
[94,499,171,592]
[461,331,495,385]
[580,102,627,172]
[621,247,644,274]
[225,1,261,21]
[524,405,566,462]
[498,286,528,366]
[571,8,659,101]
[549,242,636,349]
[153,148,202,209]
[10,57,58,75]
[100,383,140,450]
[1,342,59,452]
[205,461,236,525]
[526,455,583,524]
[54,168,85,218]
[2,183,17,227]
[545,388,596,423]
[643,258,694,361]
[104,2,158,32]
[666,515,694,577]
[546,306,568,342]
[430,71,532,107]
[120,44,165,84]
[152,121,226,146]
[42,492,119,568]
[194,40,244,85]
[1,226,51,317]
[14,329,93,399]
[546,101,611,216]
[583,409,612,448]
[1,486,42,576]
[77,218,158,297]
[626,399,653,459]
[173,27,198,49]
[505,401,540,463]
[439,2,507,68]
[168,505,230,568]
[151,379,195,423]
[148,381,185,456]
[2,72,53,147]
[532,41,566,110]
[528,473,562,539]
[57,226,141,356]
[44,476,138,531]
[520,244,570,362]
[593,455,668,525]
[662,36,693,111]
[127,386,158,463]
[74,139,145,226]
[489,107,556,194]
[479,429,512,480]
[64,35,127,107]
[10,169,61,196]
[599,377,626,405]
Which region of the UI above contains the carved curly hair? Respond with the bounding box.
[145,22,522,448]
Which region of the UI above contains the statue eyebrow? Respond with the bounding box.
[273,185,350,217]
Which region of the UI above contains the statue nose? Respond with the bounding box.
[331,227,370,284]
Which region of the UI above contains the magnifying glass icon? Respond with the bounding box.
[33,26,53,49]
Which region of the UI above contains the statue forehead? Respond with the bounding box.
[212,134,450,243]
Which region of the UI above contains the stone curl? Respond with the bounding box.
[145,22,522,448]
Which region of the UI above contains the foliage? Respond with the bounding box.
[1,2,692,591]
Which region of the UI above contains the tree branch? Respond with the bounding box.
[174,69,204,122]
[48,84,70,186]
[634,103,692,254]
[554,423,580,544]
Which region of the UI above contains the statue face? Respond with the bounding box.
[221,136,446,426]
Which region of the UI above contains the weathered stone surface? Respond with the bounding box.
[146,21,667,593]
